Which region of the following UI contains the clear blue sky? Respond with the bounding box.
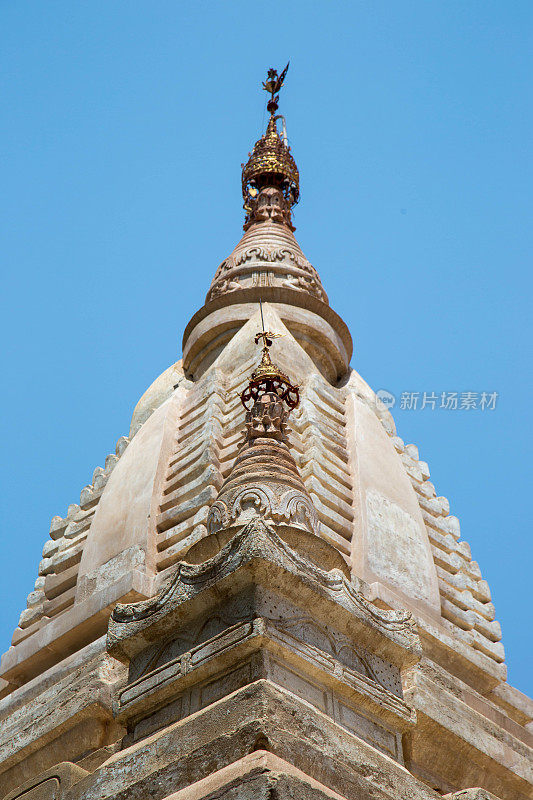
[1,2,531,694]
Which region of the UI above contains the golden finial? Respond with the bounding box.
[241,64,299,225]
[241,300,299,410]
[262,62,290,116]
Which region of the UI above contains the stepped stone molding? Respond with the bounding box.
[384,410,502,663]
[291,373,355,557]
[155,365,250,570]
[340,370,506,672]
[6,435,131,656]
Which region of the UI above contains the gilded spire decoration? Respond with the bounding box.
[263,62,290,115]
[240,300,299,411]
[241,64,300,230]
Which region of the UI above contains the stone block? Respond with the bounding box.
[41,540,60,559]
[17,607,43,630]
[79,486,97,510]
[25,592,45,610]
[49,517,67,541]
[437,496,450,516]
[0,641,125,796]
[67,681,435,800]
[37,559,53,578]
[43,565,78,601]
[405,668,532,797]
[115,436,129,456]
[418,460,430,479]
[2,762,88,800]
[405,443,419,460]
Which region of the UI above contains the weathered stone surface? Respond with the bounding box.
[156,751,435,800]
[117,580,412,733]
[65,681,439,800]
[108,521,418,667]
[3,762,89,800]
[0,568,152,687]
[404,666,532,797]
[0,638,126,797]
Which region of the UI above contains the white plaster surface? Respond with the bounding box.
[77,394,179,587]
[347,391,440,613]
[366,490,439,608]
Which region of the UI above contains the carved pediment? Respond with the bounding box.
[108,519,419,663]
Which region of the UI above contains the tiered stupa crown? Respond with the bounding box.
[242,63,300,230]
[241,115,299,222]
[182,65,352,383]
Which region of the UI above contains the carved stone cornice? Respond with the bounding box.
[108,520,419,665]
[206,240,328,306]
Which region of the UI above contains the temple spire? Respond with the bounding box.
[241,64,299,230]
[182,66,352,383]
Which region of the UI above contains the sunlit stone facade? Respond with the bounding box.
[1,70,531,800]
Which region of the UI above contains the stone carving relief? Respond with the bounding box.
[127,606,251,684]
[281,273,326,301]
[243,186,293,229]
[110,519,415,636]
[207,485,320,536]
[208,277,242,299]
[126,590,404,702]
[273,613,403,698]
[208,245,328,305]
